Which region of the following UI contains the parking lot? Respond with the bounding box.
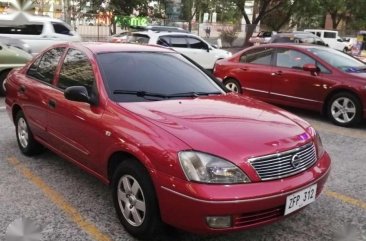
[0,96,365,241]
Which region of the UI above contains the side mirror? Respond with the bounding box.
[303,63,320,76]
[337,38,343,42]
[65,86,94,104]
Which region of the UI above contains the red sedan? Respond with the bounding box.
[5,43,331,239]
[214,43,366,127]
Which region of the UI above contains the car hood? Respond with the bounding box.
[120,94,312,163]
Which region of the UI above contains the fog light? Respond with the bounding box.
[206,216,232,228]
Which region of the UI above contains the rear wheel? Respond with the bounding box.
[0,69,10,96]
[224,78,242,93]
[112,159,163,240]
[327,92,362,127]
[15,111,43,155]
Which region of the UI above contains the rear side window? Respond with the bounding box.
[58,49,95,93]
[170,37,188,48]
[324,32,336,38]
[52,22,71,35]
[240,48,273,65]
[27,47,65,83]
[0,24,43,35]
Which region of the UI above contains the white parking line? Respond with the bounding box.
[0,106,5,111]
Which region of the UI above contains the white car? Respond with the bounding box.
[304,29,352,52]
[0,12,81,55]
[126,31,232,70]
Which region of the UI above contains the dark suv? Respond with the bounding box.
[269,32,328,46]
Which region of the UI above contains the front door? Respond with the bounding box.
[46,48,104,171]
[270,48,331,111]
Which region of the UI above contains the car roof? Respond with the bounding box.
[252,43,328,49]
[65,42,176,54]
[131,31,197,37]
[0,12,63,24]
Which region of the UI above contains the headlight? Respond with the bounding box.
[179,151,251,184]
[314,131,325,159]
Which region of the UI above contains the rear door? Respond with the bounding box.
[270,47,331,111]
[233,47,274,100]
[20,47,65,142]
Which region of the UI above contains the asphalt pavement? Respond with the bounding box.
[0,98,365,241]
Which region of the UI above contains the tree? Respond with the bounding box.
[232,0,299,47]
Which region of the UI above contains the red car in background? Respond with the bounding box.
[214,43,366,127]
[5,43,331,239]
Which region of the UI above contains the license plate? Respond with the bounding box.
[284,184,317,215]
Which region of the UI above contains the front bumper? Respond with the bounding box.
[154,152,331,234]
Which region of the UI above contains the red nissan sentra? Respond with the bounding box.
[5,43,331,239]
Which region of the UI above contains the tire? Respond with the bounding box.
[224,78,242,93]
[112,160,162,240]
[15,111,43,155]
[0,69,10,96]
[327,92,362,127]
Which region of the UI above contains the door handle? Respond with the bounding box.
[18,85,26,93]
[271,71,283,76]
[240,67,248,71]
[48,99,57,109]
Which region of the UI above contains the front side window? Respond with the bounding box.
[97,52,223,102]
[27,47,65,83]
[58,49,95,93]
[170,36,188,48]
[0,24,43,35]
[240,48,273,65]
[276,48,330,73]
[52,22,71,35]
[187,37,207,49]
[157,36,170,47]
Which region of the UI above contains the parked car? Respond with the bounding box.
[304,29,352,52]
[0,12,81,55]
[269,32,327,46]
[125,31,232,70]
[5,43,330,239]
[0,36,32,54]
[0,42,32,96]
[109,31,130,43]
[214,43,366,126]
[249,31,275,45]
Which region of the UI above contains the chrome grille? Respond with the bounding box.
[249,142,317,181]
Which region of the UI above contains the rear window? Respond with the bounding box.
[0,24,43,35]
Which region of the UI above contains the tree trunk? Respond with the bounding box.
[243,24,256,47]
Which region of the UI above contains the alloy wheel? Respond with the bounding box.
[330,97,356,124]
[225,82,239,93]
[17,117,29,149]
[117,175,146,227]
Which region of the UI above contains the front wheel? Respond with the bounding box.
[224,78,242,93]
[327,92,362,127]
[112,160,162,240]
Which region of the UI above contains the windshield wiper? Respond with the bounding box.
[113,90,169,99]
[113,90,222,99]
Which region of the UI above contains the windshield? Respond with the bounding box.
[307,48,365,71]
[97,52,224,102]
